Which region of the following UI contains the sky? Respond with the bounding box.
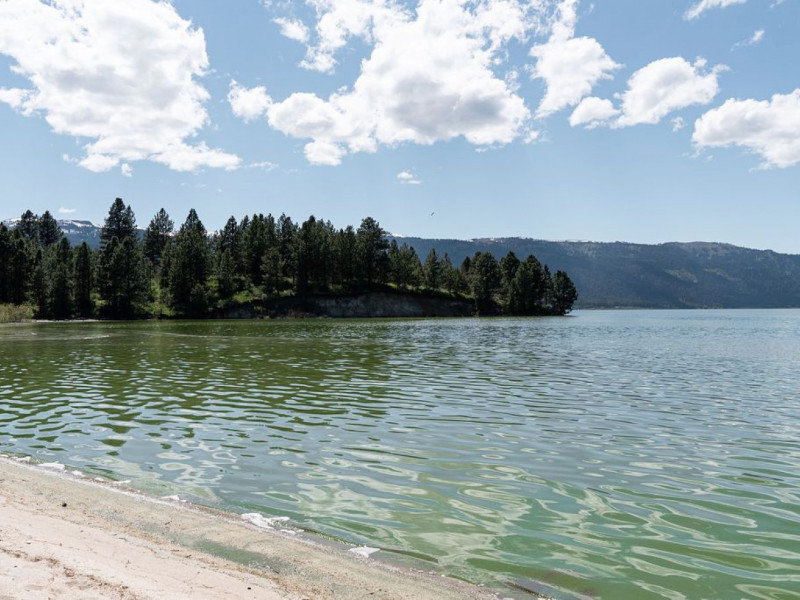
[0,0,799,252]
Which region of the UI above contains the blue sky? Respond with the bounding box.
[1,0,799,252]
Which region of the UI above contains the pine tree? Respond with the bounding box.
[261,246,282,297]
[442,253,465,295]
[0,225,10,303]
[143,208,173,267]
[336,226,357,290]
[73,242,93,317]
[552,270,578,315]
[356,217,389,289]
[38,211,63,247]
[499,251,520,309]
[470,252,501,314]
[18,210,38,241]
[30,248,48,317]
[101,198,137,246]
[216,249,234,302]
[423,248,442,292]
[8,230,31,305]
[167,209,210,314]
[49,238,73,319]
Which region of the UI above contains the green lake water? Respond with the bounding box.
[1,310,799,599]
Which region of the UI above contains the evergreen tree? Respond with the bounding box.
[243,214,273,287]
[0,225,10,303]
[143,208,173,267]
[356,217,389,289]
[499,251,521,309]
[167,209,210,314]
[336,226,357,290]
[216,249,235,302]
[216,216,244,291]
[49,238,73,319]
[98,236,147,317]
[38,211,63,247]
[101,198,137,245]
[470,252,501,314]
[30,248,48,317]
[423,248,442,292]
[261,247,282,297]
[8,230,31,304]
[98,199,146,316]
[277,214,297,286]
[389,240,422,291]
[18,210,38,241]
[442,253,466,295]
[73,242,93,317]
[508,259,537,315]
[552,270,578,315]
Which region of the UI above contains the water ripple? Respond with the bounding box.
[2,312,800,598]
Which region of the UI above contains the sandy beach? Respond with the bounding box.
[0,457,506,600]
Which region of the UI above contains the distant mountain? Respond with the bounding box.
[5,218,800,309]
[2,218,104,248]
[394,237,800,309]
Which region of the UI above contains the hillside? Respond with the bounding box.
[396,237,800,309]
[5,218,800,309]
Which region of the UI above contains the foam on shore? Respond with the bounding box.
[0,456,513,600]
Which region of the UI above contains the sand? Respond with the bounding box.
[0,457,507,600]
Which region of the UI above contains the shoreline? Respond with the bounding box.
[0,456,520,600]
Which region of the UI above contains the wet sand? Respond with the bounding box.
[0,457,506,600]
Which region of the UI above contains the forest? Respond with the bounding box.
[0,198,577,320]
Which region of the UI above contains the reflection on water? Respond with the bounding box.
[2,311,800,599]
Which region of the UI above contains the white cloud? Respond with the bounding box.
[228,81,273,122]
[685,0,747,20]
[0,0,239,173]
[530,0,619,118]
[615,58,724,127]
[733,29,764,49]
[241,0,538,165]
[672,116,686,132]
[274,17,310,43]
[569,96,619,128]
[749,29,765,44]
[121,163,133,178]
[397,170,421,184]
[0,87,30,110]
[58,206,77,215]
[692,89,800,168]
[296,0,410,73]
[248,161,279,171]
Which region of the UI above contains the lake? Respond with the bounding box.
[1,310,799,599]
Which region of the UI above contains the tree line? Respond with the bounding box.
[0,198,577,319]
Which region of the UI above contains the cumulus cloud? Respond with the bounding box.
[692,89,800,168]
[296,0,410,73]
[121,163,133,178]
[0,0,239,172]
[530,0,619,118]
[671,116,686,131]
[58,206,77,215]
[397,170,421,184]
[685,0,747,20]
[569,96,619,128]
[274,17,310,43]
[615,57,724,127]
[228,81,273,122]
[240,0,540,165]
